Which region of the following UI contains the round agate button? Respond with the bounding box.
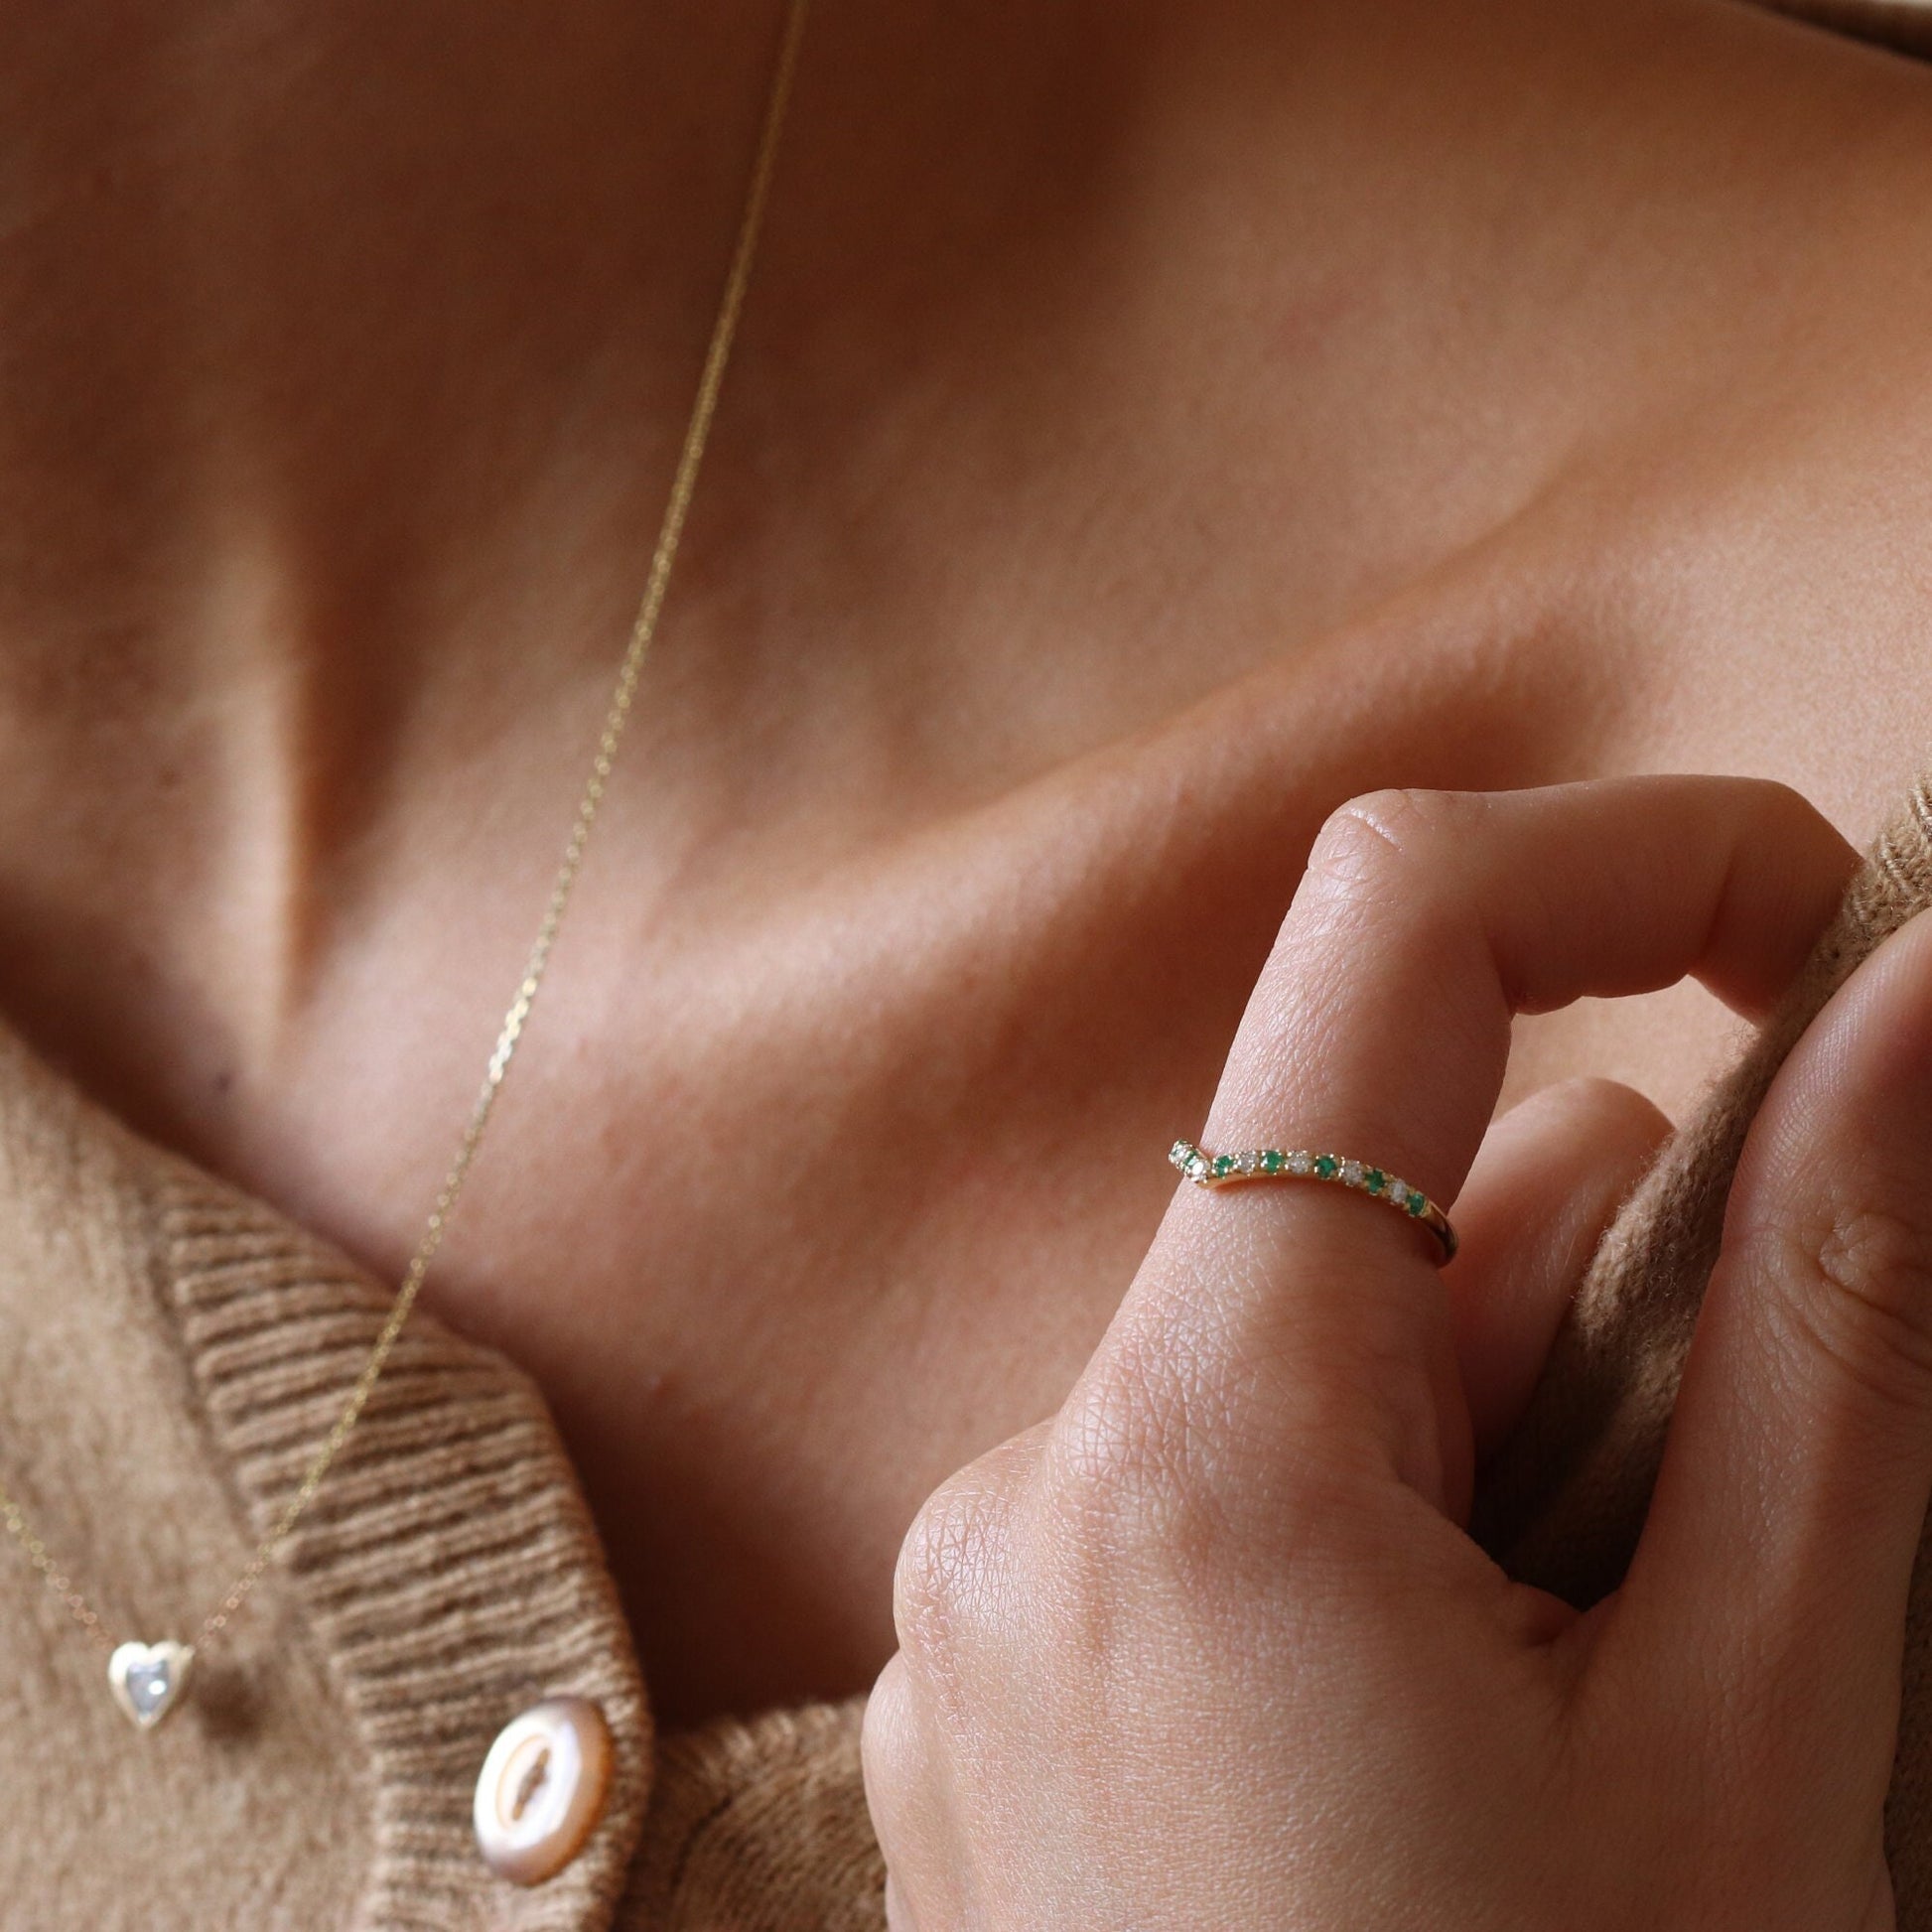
[473,1695,614,1884]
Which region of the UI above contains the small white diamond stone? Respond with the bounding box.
[1387,1180,1410,1208]
[1340,1160,1365,1186]
[1287,1150,1311,1175]
[125,1659,173,1718]
[108,1639,195,1730]
[1235,1152,1259,1174]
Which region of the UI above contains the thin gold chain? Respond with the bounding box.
[0,0,810,1658]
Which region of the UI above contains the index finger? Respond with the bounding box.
[1087,777,1856,1520]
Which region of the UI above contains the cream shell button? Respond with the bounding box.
[473,1696,614,1885]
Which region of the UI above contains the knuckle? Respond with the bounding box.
[1306,787,1463,905]
[1538,1073,1664,1133]
[1048,1321,1228,1561]
[1043,1309,1359,1597]
[891,1461,1017,1668]
[1495,1075,1672,1171]
[1048,1289,1392,1570]
[1047,1394,1185,1562]
[1768,1184,1932,1413]
[859,1651,917,1795]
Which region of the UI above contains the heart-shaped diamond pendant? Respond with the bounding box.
[108,1640,195,1730]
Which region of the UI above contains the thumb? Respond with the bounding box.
[1616,904,1932,1776]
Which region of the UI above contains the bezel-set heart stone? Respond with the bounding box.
[107,1639,195,1730]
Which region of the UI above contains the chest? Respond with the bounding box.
[476,585,1932,1725]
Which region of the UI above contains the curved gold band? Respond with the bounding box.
[1169,1139,1457,1264]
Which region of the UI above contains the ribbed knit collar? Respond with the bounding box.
[153,1151,653,1930]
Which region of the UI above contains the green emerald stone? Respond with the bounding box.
[1261,1149,1284,1173]
[1407,1193,1427,1216]
[1312,1155,1338,1179]
[1364,1168,1386,1194]
[1211,1155,1236,1176]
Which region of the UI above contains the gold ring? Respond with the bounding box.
[1169,1139,1457,1263]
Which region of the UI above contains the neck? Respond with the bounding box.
[4,0,1930,1165]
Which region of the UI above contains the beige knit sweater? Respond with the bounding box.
[7,6,1932,1927]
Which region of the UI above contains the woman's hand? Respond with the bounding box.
[860,773,1932,1929]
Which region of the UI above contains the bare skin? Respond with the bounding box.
[6,0,1932,1724]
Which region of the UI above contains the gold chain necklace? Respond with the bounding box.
[0,0,809,1732]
